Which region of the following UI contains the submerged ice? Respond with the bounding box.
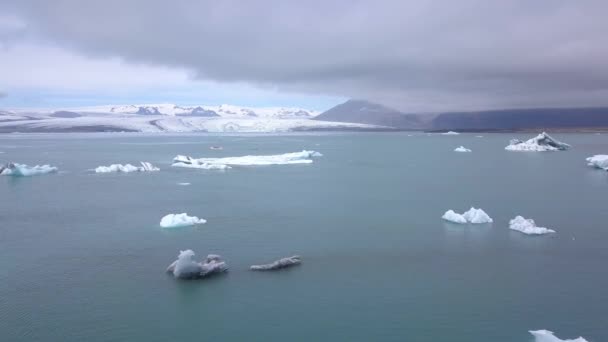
[509,216,555,235]
[160,213,206,228]
[454,146,472,152]
[166,250,228,279]
[0,162,58,176]
[586,155,608,171]
[529,330,588,342]
[95,162,159,173]
[505,132,570,151]
[172,150,322,169]
[442,207,493,224]
[250,255,302,271]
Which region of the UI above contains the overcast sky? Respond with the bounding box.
[1,0,607,112]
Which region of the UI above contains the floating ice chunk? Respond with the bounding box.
[166,250,228,279]
[586,155,608,171]
[443,207,493,224]
[177,182,191,186]
[160,213,206,228]
[529,329,588,342]
[509,216,555,235]
[172,150,322,168]
[95,162,159,173]
[505,132,570,151]
[441,131,460,135]
[0,163,58,176]
[475,135,484,138]
[250,255,301,271]
[454,146,472,152]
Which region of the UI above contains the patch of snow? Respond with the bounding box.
[509,216,555,235]
[441,131,460,135]
[173,150,322,168]
[166,250,228,279]
[586,155,608,171]
[94,162,159,173]
[0,163,57,176]
[442,207,493,224]
[454,146,472,152]
[160,213,206,228]
[529,329,588,342]
[250,256,301,271]
[505,132,570,151]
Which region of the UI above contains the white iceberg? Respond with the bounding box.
[172,150,322,168]
[0,163,58,176]
[442,207,493,224]
[250,255,301,271]
[94,161,159,173]
[177,182,191,186]
[586,155,608,171]
[529,330,588,342]
[166,250,228,279]
[441,131,460,135]
[509,216,555,235]
[160,213,206,228]
[505,132,570,151]
[454,146,472,152]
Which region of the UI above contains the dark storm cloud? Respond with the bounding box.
[3,0,608,111]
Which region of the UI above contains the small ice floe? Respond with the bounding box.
[0,162,58,176]
[250,255,301,271]
[441,131,460,135]
[177,182,191,186]
[442,208,493,224]
[94,162,159,173]
[586,155,608,171]
[509,216,555,235]
[160,213,206,228]
[166,250,228,279]
[454,146,472,152]
[505,132,570,151]
[529,329,588,342]
[209,146,223,150]
[475,135,484,138]
[172,150,322,169]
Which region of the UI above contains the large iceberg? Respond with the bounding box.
[442,207,493,224]
[160,213,206,228]
[0,162,58,176]
[505,132,570,151]
[586,155,608,171]
[509,216,555,235]
[166,250,228,279]
[454,146,472,152]
[172,150,322,169]
[94,162,159,173]
[250,255,302,271]
[529,330,588,342]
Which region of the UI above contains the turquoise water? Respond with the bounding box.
[1,132,607,341]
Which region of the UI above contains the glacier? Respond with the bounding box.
[250,255,302,271]
[442,207,493,224]
[454,146,472,152]
[0,163,58,176]
[166,250,228,279]
[505,132,570,151]
[172,150,322,168]
[160,213,206,228]
[94,161,159,173]
[529,330,588,342]
[586,155,608,171]
[509,216,555,235]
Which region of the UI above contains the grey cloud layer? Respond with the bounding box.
[3,0,608,111]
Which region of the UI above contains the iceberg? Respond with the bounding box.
[160,213,206,228]
[250,255,302,271]
[441,131,460,135]
[509,216,555,235]
[586,155,608,171]
[442,207,493,224]
[529,330,588,342]
[166,250,228,279]
[94,161,159,173]
[177,182,191,186]
[454,146,472,152]
[172,150,322,168]
[0,162,58,176]
[505,132,570,151]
